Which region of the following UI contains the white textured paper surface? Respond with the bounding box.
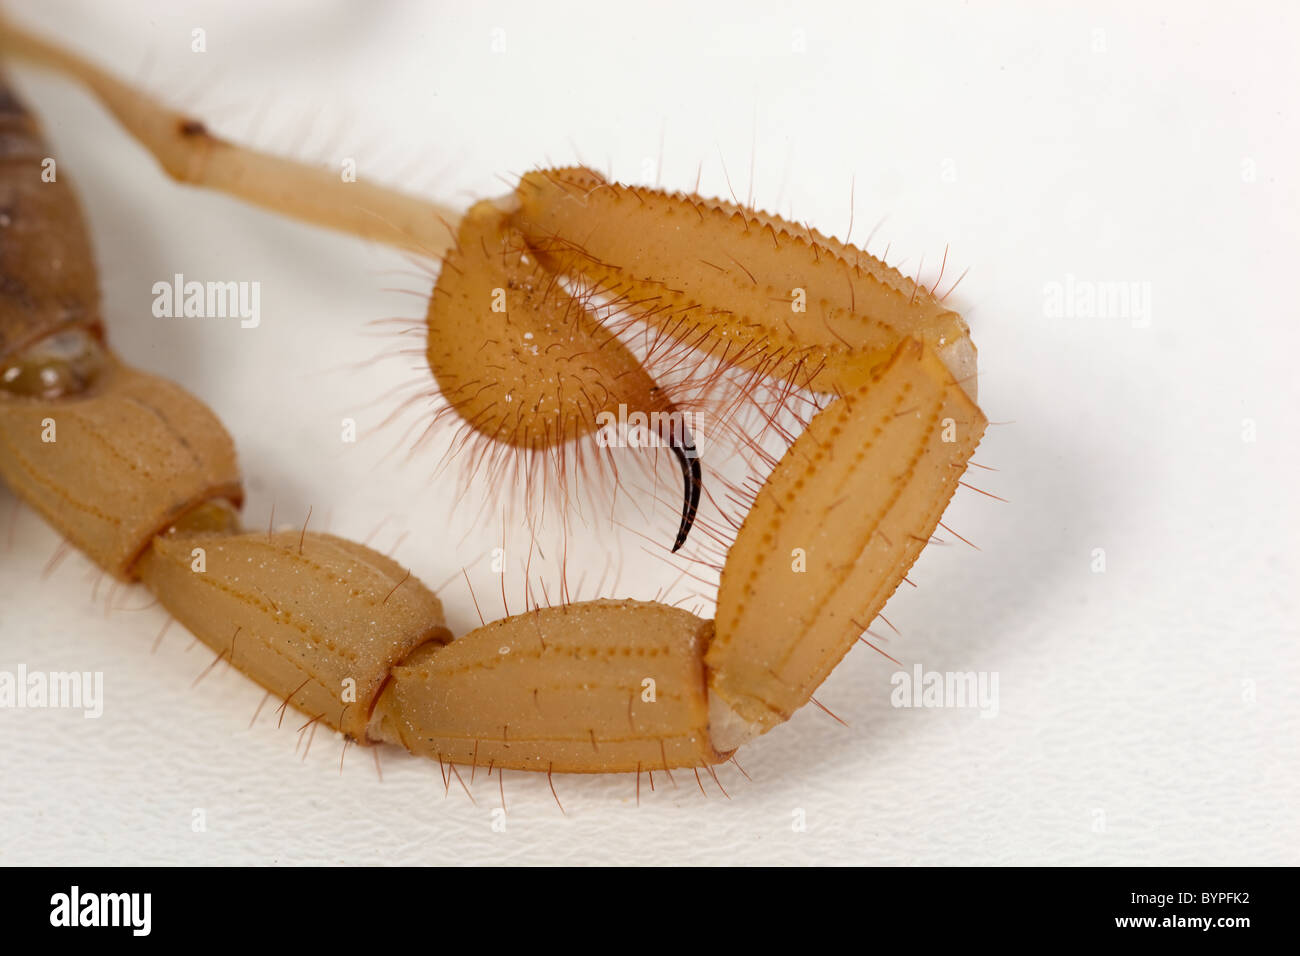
[1,0,1296,866]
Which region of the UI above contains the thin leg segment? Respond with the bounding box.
[0,12,459,257]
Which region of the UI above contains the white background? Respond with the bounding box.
[1,0,1296,865]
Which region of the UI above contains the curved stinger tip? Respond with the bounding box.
[668,436,702,554]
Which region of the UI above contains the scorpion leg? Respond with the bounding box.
[0,11,459,257]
